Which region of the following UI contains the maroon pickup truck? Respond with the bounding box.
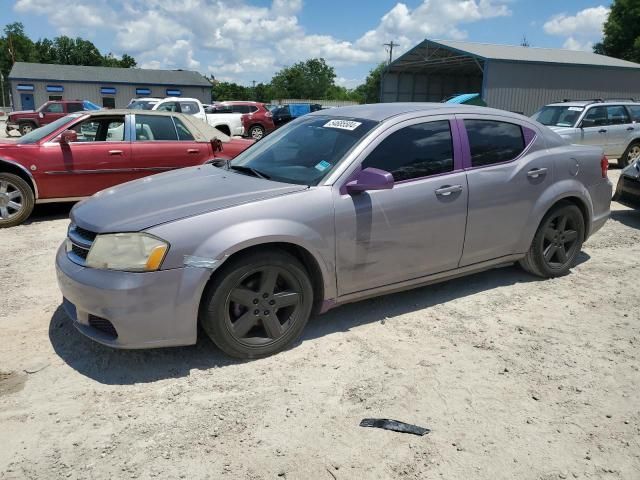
[6,100,101,136]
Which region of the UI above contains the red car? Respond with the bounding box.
[6,100,102,136]
[0,110,253,227]
[217,101,275,140]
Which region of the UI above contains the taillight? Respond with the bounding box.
[601,155,609,178]
[265,111,272,118]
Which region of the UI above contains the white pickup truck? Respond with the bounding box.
[149,97,244,137]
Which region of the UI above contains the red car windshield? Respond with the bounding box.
[17,114,83,145]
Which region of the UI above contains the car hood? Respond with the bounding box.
[71,165,308,233]
[547,126,577,136]
[8,110,35,117]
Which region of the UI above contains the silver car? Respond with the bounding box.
[532,99,640,167]
[56,104,612,358]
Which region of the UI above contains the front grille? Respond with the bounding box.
[67,223,96,266]
[88,315,118,339]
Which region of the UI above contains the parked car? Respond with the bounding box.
[126,98,161,110]
[613,158,640,208]
[217,101,275,140]
[0,110,253,227]
[531,99,640,167]
[150,97,244,137]
[6,100,101,136]
[270,103,322,128]
[55,103,611,359]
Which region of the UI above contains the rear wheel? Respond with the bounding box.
[200,249,314,359]
[18,122,35,136]
[249,125,265,140]
[619,141,640,168]
[0,173,35,228]
[519,202,585,278]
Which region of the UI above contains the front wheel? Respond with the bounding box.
[249,125,265,140]
[0,173,35,228]
[619,141,640,168]
[519,202,585,278]
[19,122,35,136]
[200,249,314,359]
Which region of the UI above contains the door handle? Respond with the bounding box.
[598,129,607,133]
[187,149,199,154]
[627,126,635,131]
[108,150,123,156]
[527,167,548,178]
[435,185,463,196]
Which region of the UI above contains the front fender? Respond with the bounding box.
[515,179,593,253]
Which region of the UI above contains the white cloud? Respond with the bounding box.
[544,6,609,51]
[13,0,512,85]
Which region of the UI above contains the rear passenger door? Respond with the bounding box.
[604,105,633,157]
[130,114,209,174]
[458,116,551,266]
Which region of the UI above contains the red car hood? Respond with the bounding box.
[8,110,36,117]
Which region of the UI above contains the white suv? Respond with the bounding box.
[532,99,640,167]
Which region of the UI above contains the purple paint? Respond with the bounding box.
[523,126,537,146]
[345,167,394,194]
[454,118,473,170]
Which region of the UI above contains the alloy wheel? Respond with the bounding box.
[628,145,640,164]
[224,266,303,346]
[542,213,580,269]
[21,124,33,134]
[0,180,24,220]
[250,127,264,140]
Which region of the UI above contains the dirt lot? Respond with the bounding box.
[0,169,638,480]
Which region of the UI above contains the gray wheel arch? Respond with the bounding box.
[0,158,39,200]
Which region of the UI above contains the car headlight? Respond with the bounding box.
[85,233,169,272]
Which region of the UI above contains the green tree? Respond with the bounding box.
[212,81,252,101]
[270,58,336,99]
[594,0,640,62]
[353,62,385,104]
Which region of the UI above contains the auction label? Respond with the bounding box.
[324,119,362,130]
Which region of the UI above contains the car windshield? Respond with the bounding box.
[127,100,158,110]
[82,101,101,111]
[229,115,377,186]
[532,106,584,127]
[16,114,83,144]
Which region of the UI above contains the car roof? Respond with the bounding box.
[545,100,640,107]
[307,102,527,122]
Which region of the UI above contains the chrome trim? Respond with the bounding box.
[36,196,87,204]
[68,229,93,249]
[43,166,175,175]
[0,157,40,199]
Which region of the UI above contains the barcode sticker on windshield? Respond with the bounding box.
[324,119,362,130]
[568,107,584,112]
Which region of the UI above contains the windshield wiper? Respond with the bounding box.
[229,164,270,180]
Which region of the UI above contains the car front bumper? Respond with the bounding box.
[5,122,18,133]
[614,174,640,208]
[55,244,211,349]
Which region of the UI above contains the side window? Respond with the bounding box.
[156,102,179,112]
[71,117,125,142]
[44,103,64,113]
[179,102,199,115]
[135,115,178,141]
[173,117,195,141]
[231,105,250,114]
[249,106,259,113]
[67,103,83,113]
[627,105,640,122]
[465,120,525,167]
[606,105,630,125]
[582,106,608,127]
[362,120,454,182]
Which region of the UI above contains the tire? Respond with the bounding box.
[249,125,265,140]
[200,249,314,359]
[18,122,36,136]
[519,202,585,278]
[619,141,640,168]
[0,173,35,228]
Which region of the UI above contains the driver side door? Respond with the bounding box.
[333,117,469,296]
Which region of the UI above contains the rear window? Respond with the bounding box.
[135,115,178,141]
[627,105,640,122]
[532,106,582,127]
[174,117,194,141]
[465,120,525,167]
[179,101,200,115]
[67,103,84,113]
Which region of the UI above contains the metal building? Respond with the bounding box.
[381,39,640,115]
[8,62,211,111]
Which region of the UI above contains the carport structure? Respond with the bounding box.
[381,39,640,115]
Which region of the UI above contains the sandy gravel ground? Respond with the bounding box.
[0,169,638,480]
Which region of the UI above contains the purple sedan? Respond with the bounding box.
[56,103,612,358]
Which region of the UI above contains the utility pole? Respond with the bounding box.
[383,41,399,64]
[252,80,256,101]
[0,73,5,112]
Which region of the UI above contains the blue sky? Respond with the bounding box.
[2,1,612,87]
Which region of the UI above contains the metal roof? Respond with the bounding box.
[8,62,212,87]
[390,39,640,72]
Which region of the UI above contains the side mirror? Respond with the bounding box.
[580,119,595,128]
[38,112,44,119]
[60,130,77,145]
[211,138,223,152]
[345,167,394,194]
